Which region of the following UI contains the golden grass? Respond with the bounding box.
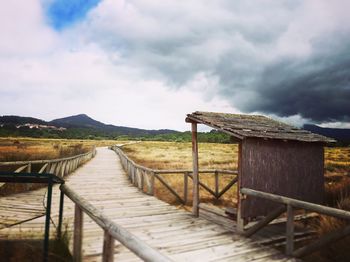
[324,147,350,174]
[122,141,238,170]
[0,137,125,195]
[0,137,123,162]
[309,196,350,261]
[123,141,238,207]
[123,142,350,209]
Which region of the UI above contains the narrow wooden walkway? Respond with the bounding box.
[0,148,296,261]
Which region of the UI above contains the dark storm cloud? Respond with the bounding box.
[236,36,350,122]
[83,0,350,124]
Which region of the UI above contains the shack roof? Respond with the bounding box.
[186,111,335,143]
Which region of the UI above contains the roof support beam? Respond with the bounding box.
[191,122,199,217]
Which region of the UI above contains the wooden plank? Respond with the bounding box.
[61,184,172,262]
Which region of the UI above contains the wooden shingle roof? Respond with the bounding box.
[186,111,335,143]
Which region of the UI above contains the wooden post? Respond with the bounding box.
[102,230,115,262]
[141,170,144,191]
[73,204,83,262]
[191,122,199,217]
[286,204,294,255]
[150,171,155,195]
[27,163,32,173]
[237,142,245,233]
[214,170,219,198]
[184,172,188,204]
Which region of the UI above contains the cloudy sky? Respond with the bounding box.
[1,0,349,130]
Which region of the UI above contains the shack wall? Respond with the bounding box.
[240,138,324,219]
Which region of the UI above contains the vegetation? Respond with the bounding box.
[0,124,232,143]
[0,223,72,262]
[0,137,120,162]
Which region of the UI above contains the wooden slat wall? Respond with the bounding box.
[240,138,324,218]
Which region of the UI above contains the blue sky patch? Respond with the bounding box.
[44,0,101,30]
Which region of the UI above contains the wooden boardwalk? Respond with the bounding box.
[0,147,296,261]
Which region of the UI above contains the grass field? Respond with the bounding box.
[122,141,239,207]
[0,137,121,162]
[122,142,350,208]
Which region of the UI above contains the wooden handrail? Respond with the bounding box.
[110,145,238,203]
[0,148,96,189]
[241,188,350,220]
[60,184,172,262]
[240,187,350,257]
[0,150,95,166]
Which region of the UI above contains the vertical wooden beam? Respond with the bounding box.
[73,205,83,262]
[141,170,144,191]
[237,142,245,233]
[191,122,199,217]
[286,204,294,255]
[150,171,155,196]
[214,170,219,198]
[102,230,115,262]
[27,163,32,173]
[184,172,188,204]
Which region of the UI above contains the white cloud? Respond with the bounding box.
[1,0,349,131]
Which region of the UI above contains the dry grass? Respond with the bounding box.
[324,147,350,206]
[308,196,350,262]
[0,137,124,195]
[123,141,238,207]
[0,137,123,162]
[123,142,350,210]
[324,147,350,174]
[122,141,238,170]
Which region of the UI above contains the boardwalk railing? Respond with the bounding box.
[60,184,171,262]
[241,187,350,258]
[0,148,96,189]
[110,145,238,204]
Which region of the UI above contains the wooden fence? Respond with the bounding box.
[60,184,171,262]
[0,148,96,189]
[110,145,238,205]
[241,187,350,258]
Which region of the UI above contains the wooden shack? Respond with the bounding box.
[186,111,335,228]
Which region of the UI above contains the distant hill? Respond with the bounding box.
[304,124,350,145]
[50,114,106,128]
[49,114,177,136]
[0,114,231,143]
[0,115,47,125]
[0,114,179,139]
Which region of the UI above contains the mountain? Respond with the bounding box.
[50,114,106,128]
[303,124,350,145]
[0,115,47,125]
[0,114,179,139]
[49,114,177,136]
